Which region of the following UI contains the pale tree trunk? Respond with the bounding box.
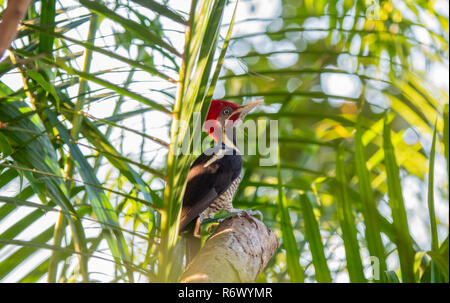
[0,0,33,58]
[180,213,278,283]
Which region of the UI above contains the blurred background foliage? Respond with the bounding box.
[0,0,448,282]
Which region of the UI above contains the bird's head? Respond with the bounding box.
[203,99,261,142]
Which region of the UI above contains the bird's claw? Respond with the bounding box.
[247,210,264,221]
[231,209,263,221]
[204,210,264,234]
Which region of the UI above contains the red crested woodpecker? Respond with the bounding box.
[179,99,262,263]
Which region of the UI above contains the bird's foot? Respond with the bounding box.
[230,208,263,221]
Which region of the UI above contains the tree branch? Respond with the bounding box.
[180,213,278,283]
[0,0,32,58]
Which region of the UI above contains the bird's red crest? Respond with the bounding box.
[203,100,240,140]
[205,100,240,121]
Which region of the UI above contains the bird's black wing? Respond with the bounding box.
[179,151,242,231]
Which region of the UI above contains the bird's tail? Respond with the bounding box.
[185,234,201,265]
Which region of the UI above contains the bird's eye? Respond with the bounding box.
[223,108,231,115]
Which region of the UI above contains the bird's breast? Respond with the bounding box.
[199,176,241,221]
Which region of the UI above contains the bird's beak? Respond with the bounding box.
[228,99,262,121]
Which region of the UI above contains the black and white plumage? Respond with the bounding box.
[179,145,243,263]
[179,145,242,232]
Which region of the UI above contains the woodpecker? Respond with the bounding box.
[179,99,262,263]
